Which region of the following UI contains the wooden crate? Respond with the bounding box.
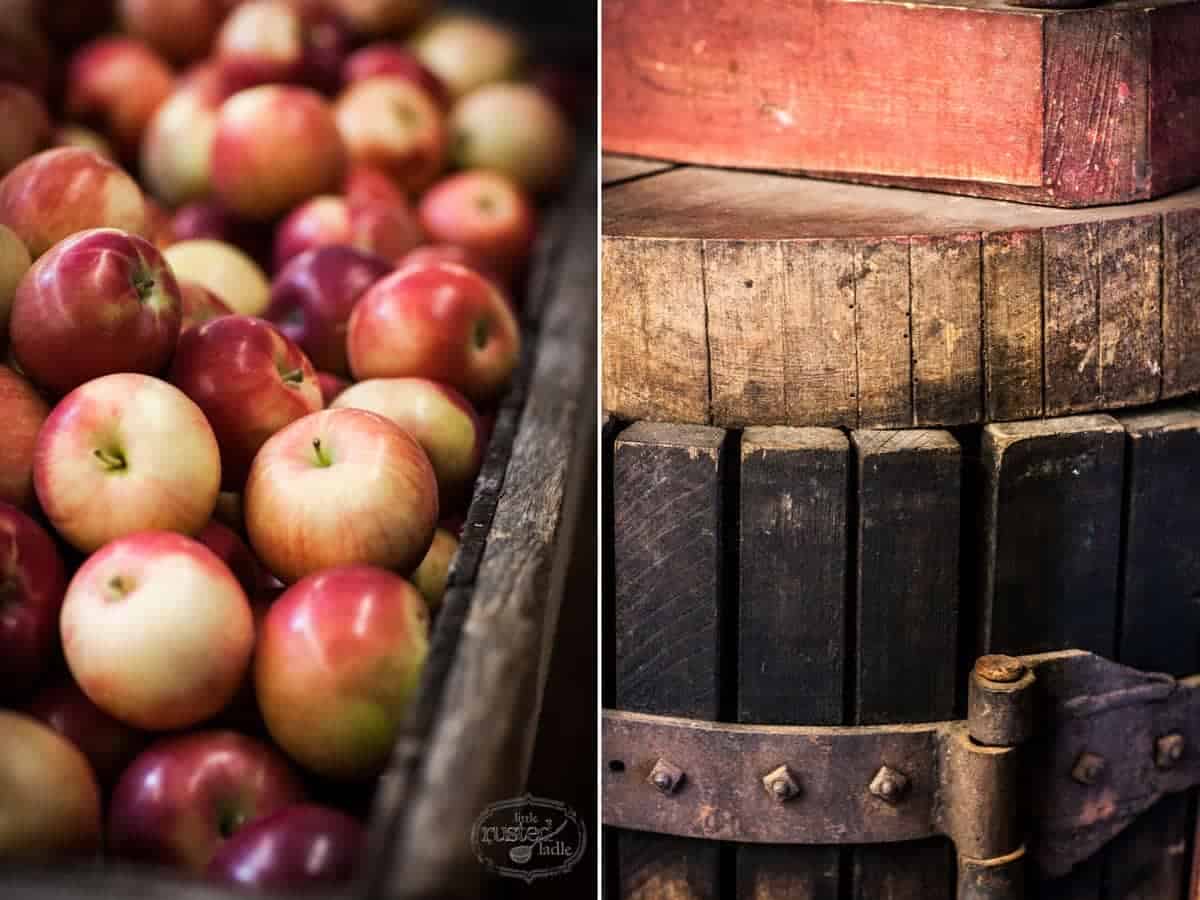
[604,403,1200,900]
[0,109,597,900]
[603,0,1200,208]
[603,160,1200,431]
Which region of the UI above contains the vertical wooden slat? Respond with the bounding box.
[602,238,710,424]
[602,413,619,900]
[851,429,961,900]
[1101,406,1200,900]
[982,229,1043,422]
[980,415,1125,658]
[1043,223,1101,416]
[737,427,848,900]
[1162,208,1200,399]
[613,422,727,900]
[910,233,982,426]
[704,241,787,425]
[855,236,913,429]
[1098,215,1162,409]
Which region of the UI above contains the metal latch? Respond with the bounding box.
[602,650,1200,900]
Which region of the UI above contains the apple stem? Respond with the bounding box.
[105,574,133,602]
[93,448,127,471]
[280,368,305,385]
[131,270,156,303]
[312,438,333,467]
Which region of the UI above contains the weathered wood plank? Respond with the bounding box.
[602,237,709,424]
[910,233,981,426]
[979,415,1125,658]
[1098,215,1161,409]
[613,422,728,900]
[1162,207,1200,398]
[602,155,675,187]
[854,237,912,429]
[983,230,1043,422]
[1042,223,1101,417]
[737,427,848,900]
[850,429,960,900]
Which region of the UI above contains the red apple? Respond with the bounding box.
[398,242,500,286]
[61,531,254,730]
[273,194,422,271]
[334,76,446,195]
[140,64,231,207]
[66,38,175,159]
[215,0,306,86]
[170,200,275,266]
[34,374,222,552]
[212,85,347,221]
[0,223,32,344]
[342,43,448,107]
[118,0,225,63]
[108,730,306,871]
[411,14,524,100]
[54,124,115,159]
[451,82,575,193]
[179,281,234,333]
[296,5,356,96]
[0,147,148,258]
[170,315,323,490]
[417,170,536,283]
[0,712,101,860]
[328,0,430,35]
[207,803,364,889]
[317,371,351,405]
[344,163,409,207]
[195,519,273,596]
[10,228,182,397]
[27,677,148,786]
[245,408,439,582]
[256,565,429,777]
[0,502,67,696]
[347,261,520,404]
[0,83,50,176]
[164,239,272,316]
[333,378,483,507]
[0,365,48,509]
[266,245,393,373]
[411,527,458,613]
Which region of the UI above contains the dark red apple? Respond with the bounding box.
[0,502,67,698]
[273,194,422,271]
[0,364,48,509]
[317,371,351,406]
[0,83,51,176]
[108,730,307,872]
[169,200,274,267]
[179,281,234,333]
[266,245,393,374]
[10,228,182,397]
[118,0,226,64]
[27,677,147,786]
[170,315,323,490]
[344,164,408,208]
[342,43,448,107]
[195,520,272,596]
[207,804,364,889]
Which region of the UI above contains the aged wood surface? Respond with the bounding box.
[603,0,1200,207]
[602,155,675,187]
[738,427,848,900]
[613,422,728,900]
[851,429,961,900]
[603,164,1200,430]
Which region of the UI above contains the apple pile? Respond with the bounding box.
[0,0,579,890]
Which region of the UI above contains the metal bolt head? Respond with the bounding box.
[869,765,910,804]
[975,654,1027,684]
[1155,733,1186,769]
[762,765,800,803]
[1072,751,1106,786]
[648,758,684,795]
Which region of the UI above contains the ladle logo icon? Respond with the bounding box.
[471,794,587,883]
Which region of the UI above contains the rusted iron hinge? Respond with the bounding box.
[602,650,1200,900]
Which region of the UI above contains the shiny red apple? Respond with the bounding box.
[66,37,175,158]
[171,315,322,490]
[347,261,520,404]
[0,502,67,697]
[398,242,501,287]
[0,364,48,509]
[207,804,364,889]
[273,194,422,271]
[109,730,306,872]
[245,408,439,583]
[27,677,147,786]
[266,245,393,374]
[256,566,430,778]
[10,227,182,397]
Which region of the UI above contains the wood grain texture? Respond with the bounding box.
[603,0,1200,207]
[603,155,675,186]
[737,427,848,900]
[851,429,961,900]
[604,165,1196,429]
[979,415,1125,658]
[613,422,728,900]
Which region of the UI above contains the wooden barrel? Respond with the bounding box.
[603,402,1200,900]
